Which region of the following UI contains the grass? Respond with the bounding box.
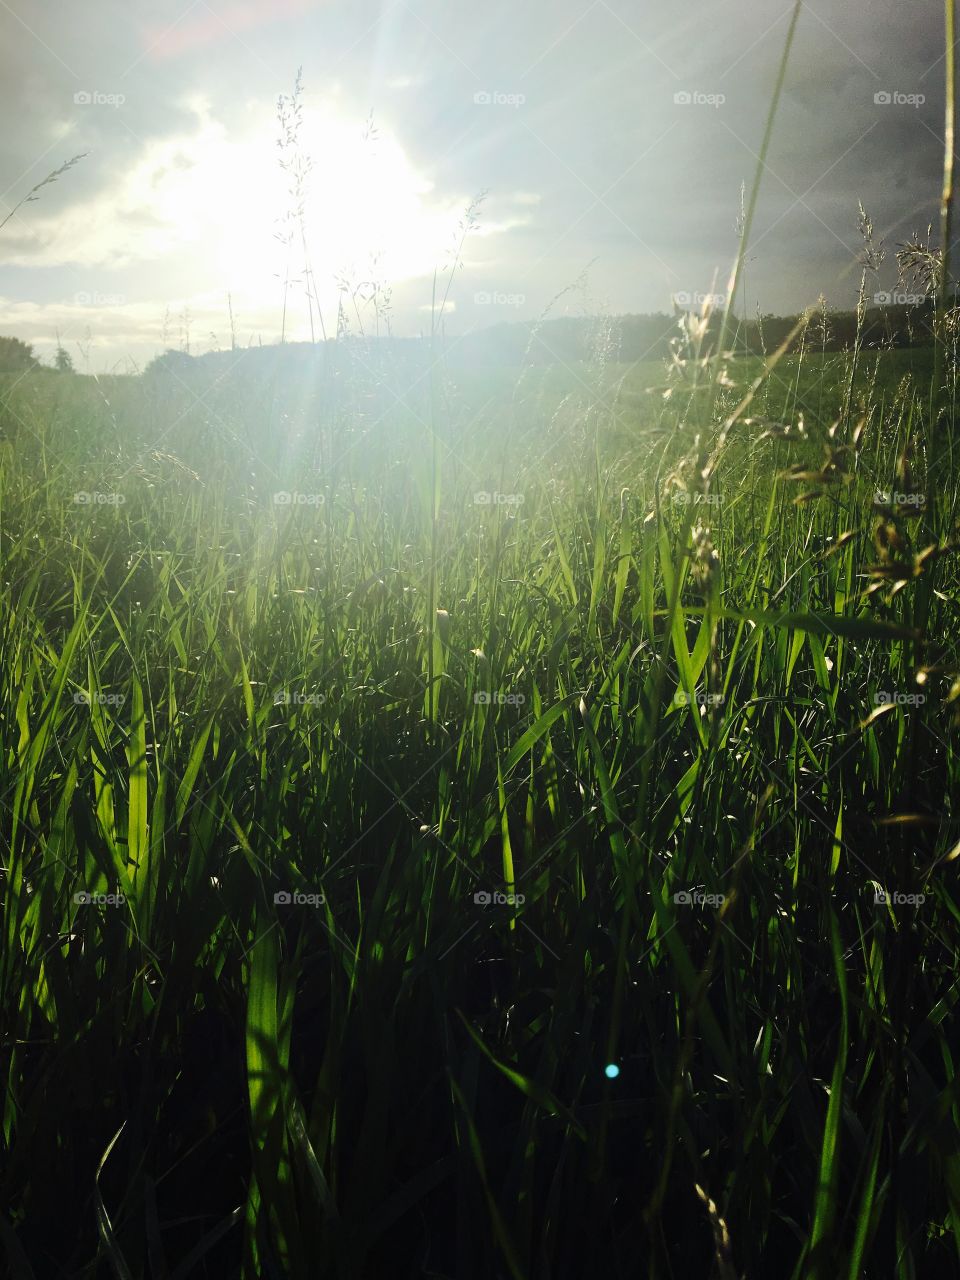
[2,5,960,1272]
[0,307,958,1277]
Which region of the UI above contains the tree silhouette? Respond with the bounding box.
[54,344,74,373]
[0,336,39,373]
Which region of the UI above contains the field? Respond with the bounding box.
[0,317,958,1278]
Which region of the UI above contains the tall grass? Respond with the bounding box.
[1,10,959,1279]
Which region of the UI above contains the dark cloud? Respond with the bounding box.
[0,0,953,363]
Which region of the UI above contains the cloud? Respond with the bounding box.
[385,75,424,91]
[0,0,953,365]
[2,105,234,268]
[142,0,326,60]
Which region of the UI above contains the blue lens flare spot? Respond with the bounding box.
[604,1063,620,1079]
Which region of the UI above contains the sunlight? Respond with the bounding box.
[5,2,959,1273]
[197,104,467,330]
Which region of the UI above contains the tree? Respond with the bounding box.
[54,344,74,373]
[143,349,196,377]
[0,336,39,374]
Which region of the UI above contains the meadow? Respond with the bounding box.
[0,295,958,1278]
[2,3,960,1267]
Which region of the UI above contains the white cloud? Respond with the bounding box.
[2,97,485,302]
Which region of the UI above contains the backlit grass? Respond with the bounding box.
[0,316,958,1276]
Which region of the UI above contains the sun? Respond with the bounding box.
[187,102,467,335]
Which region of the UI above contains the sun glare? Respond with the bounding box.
[186,105,465,331]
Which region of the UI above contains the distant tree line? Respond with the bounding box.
[465,301,939,367]
[0,299,942,381]
[142,301,941,378]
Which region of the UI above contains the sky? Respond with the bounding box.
[0,0,952,369]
